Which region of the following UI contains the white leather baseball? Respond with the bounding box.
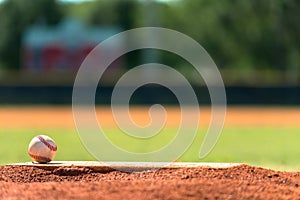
[28,135,57,163]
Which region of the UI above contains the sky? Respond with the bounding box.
[0,0,92,3]
[0,0,173,3]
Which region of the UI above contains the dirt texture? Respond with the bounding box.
[1,164,300,200]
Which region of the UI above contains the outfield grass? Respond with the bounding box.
[1,126,300,171]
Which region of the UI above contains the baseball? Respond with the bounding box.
[28,135,57,163]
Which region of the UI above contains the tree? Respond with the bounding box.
[0,0,63,69]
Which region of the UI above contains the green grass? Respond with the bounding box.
[1,126,300,171]
[0,128,95,164]
[188,126,300,171]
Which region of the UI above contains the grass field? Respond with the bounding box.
[1,106,300,171]
[1,126,300,171]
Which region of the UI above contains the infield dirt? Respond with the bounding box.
[1,164,300,199]
[1,106,300,128]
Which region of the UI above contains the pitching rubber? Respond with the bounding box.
[8,161,242,172]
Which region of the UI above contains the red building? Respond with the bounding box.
[22,18,123,72]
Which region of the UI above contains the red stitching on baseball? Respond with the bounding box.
[37,136,57,151]
[28,152,51,162]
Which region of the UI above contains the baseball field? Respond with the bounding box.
[1,106,300,170]
[1,106,300,199]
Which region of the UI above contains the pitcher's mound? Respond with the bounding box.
[1,161,300,199]
[8,161,242,172]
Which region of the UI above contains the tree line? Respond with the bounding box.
[0,0,299,84]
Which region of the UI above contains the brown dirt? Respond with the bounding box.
[1,164,300,199]
[1,106,300,129]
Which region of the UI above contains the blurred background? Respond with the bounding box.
[0,0,299,104]
[1,0,300,169]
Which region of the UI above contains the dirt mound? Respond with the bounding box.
[0,164,300,199]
